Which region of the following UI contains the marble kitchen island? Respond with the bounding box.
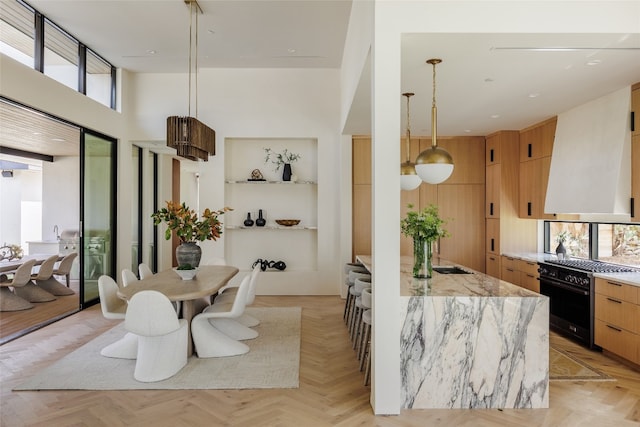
[358,255,549,410]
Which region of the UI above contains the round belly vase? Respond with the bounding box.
[412,236,433,279]
[176,241,202,268]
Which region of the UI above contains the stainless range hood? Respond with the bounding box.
[545,86,632,220]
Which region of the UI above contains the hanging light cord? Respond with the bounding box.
[430,59,438,148]
[187,1,200,118]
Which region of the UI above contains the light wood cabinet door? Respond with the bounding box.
[486,134,501,165]
[520,117,555,162]
[632,134,640,222]
[632,85,640,138]
[428,137,485,185]
[486,218,500,255]
[486,254,500,278]
[352,137,371,185]
[520,272,540,293]
[486,164,500,218]
[519,157,555,219]
[595,319,640,364]
[501,264,520,286]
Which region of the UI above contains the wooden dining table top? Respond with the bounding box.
[116,265,239,302]
[0,254,63,273]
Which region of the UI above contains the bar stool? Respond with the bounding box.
[357,288,372,362]
[360,307,372,386]
[349,276,370,339]
[345,270,370,326]
[343,263,368,321]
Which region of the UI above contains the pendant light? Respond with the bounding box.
[400,92,421,191]
[415,58,454,184]
[166,0,216,162]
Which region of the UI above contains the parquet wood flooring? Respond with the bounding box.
[1,295,639,426]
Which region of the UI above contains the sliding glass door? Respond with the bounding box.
[81,130,116,307]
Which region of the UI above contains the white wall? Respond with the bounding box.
[42,157,80,238]
[129,68,343,294]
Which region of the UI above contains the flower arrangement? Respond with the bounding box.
[401,204,449,241]
[0,244,23,261]
[263,148,301,171]
[151,201,232,243]
[556,230,570,244]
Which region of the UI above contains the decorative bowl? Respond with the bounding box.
[275,219,300,227]
[173,267,198,280]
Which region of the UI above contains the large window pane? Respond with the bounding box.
[86,49,112,108]
[548,221,590,259]
[597,224,640,267]
[44,19,78,91]
[0,0,35,67]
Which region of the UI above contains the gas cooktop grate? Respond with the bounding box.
[545,259,638,273]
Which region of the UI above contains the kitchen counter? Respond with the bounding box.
[357,255,549,410]
[593,271,640,287]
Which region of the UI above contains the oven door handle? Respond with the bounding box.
[540,278,589,296]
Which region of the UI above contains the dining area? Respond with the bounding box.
[96,261,263,382]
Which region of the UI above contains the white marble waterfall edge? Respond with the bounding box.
[400,296,549,409]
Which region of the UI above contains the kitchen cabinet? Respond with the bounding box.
[630,83,640,222]
[519,118,557,220]
[224,138,318,280]
[352,135,486,272]
[501,255,540,293]
[484,131,537,277]
[594,277,640,365]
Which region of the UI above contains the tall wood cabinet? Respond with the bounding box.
[519,117,557,220]
[484,131,537,278]
[352,136,486,273]
[630,83,640,222]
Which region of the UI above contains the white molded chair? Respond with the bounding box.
[138,263,154,279]
[0,259,36,311]
[214,264,261,327]
[97,275,138,359]
[14,255,57,302]
[192,275,252,358]
[121,268,138,287]
[125,290,188,382]
[36,252,77,296]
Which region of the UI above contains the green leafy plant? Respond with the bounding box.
[556,230,570,244]
[264,148,301,171]
[400,204,449,241]
[151,201,232,243]
[177,263,194,270]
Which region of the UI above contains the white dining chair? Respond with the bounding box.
[36,252,76,296]
[121,268,137,287]
[138,263,154,279]
[13,254,57,302]
[0,259,36,311]
[213,263,261,327]
[97,275,138,359]
[125,290,188,382]
[191,275,252,358]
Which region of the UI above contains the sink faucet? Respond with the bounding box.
[54,225,59,240]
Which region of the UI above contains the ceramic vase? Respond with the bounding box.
[282,163,292,181]
[256,209,266,227]
[244,212,254,227]
[176,241,201,268]
[555,241,567,260]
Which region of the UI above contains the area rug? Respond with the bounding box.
[14,307,301,390]
[549,346,614,381]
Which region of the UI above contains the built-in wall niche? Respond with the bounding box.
[224,137,318,274]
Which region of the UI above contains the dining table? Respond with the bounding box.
[116,265,239,356]
[0,254,64,274]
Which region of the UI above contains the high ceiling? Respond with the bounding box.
[3,0,640,156]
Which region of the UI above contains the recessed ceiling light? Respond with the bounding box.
[51,138,65,142]
[490,114,500,119]
[32,132,41,135]
[464,129,471,133]
[146,50,157,55]
[528,93,540,98]
[207,29,215,35]
[287,48,296,54]
[586,59,602,66]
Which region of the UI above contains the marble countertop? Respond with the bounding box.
[356,255,543,298]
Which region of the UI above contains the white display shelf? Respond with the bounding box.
[225,180,317,185]
[226,225,317,230]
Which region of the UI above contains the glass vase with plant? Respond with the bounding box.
[555,230,569,259]
[401,203,449,278]
[151,201,231,268]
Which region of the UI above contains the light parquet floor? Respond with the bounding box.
[1,295,639,426]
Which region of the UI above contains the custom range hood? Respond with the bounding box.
[545,86,632,219]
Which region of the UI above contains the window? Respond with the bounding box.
[546,221,640,268]
[0,0,35,68]
[86,49,113,108]
[44,19,78,91]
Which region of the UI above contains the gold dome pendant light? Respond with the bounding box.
[415,58,454,184]
[400,92,422,191]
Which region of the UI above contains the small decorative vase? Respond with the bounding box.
[176,241,202,268]
[555,241,567,260]
[282,163,292,181]
[244,212,254,227]
[256,209,266,227]
[412,236,433,279]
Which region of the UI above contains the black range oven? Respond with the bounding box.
[538,259,637,349]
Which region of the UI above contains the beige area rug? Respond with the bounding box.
[14,307,301,390]
[549,346,614,381]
